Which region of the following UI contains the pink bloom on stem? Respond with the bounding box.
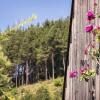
[85,24,93,32]
[80,67,85,74]
[87,64,90,67]
[94,0,97,6]
[97,26,100,30]
[91,44,95,48]
[84,48,88,55]
[69,70,78,78]
[80,67,88,74]
[94,2,97,6]
[87,10,95,21]
[93,26,100,30]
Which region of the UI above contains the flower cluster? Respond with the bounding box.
[80,67,96,81]
[84,2,100,59]
[85,8,100,42]
[69,65,95,81]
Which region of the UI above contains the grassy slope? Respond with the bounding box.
[9,77,64,100]
[18,77,63,94]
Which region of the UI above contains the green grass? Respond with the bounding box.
[7,77,64,100]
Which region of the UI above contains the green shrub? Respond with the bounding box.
[21,88,26,93]
[53,79,62,87]
[11,89,17,95]
[20,92,34,100]
[0,89,3,96]
[34,86,51,100]
[0,95,8,100]
[53,88,62,100]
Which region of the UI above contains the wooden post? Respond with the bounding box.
[64,0,100,100]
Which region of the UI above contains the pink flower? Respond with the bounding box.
[91,44,95,48]
[80,68,85,74]
[80,67,88,74]
[84,48,88,55]
[85,24,93,32]
[97,26,100,30]
[94,0,97,6]
[87,10,95,21]
[94,2,97,6]
[69,70,78,78]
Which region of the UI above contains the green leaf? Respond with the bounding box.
[98,15,100,18]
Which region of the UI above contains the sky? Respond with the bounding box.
[0,0,71,31]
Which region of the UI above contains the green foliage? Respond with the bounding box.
[0,47,11,92]
[1,18,69,80]
[0,18,69,97]
[2,77,63,100]
[0,95,8,100]
[0,45,11,69]
[53,78,63,87]
[33,86,51,100]
[20,91,34,100]
[0,16,69,100]
[79,69,96,81]
[98,15,100,18]
[53,88,62,100]
[96,34,100,42]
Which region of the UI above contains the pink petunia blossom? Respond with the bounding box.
[80,67,88,75]
[87,10,95,21]
[85,24,93,32]
[80,67,85,74]
[69,70,78,78]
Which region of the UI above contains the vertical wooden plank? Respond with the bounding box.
[65,0,100,100]
[98,0,100,99]
[71,0,77,99]
[95,0,100,100]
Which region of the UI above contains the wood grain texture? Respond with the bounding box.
[65,0,100,100]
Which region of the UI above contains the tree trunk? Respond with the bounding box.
[22,73,24,86]
[26,61,29,85]
[51,52,55,79]
[16,75,17,88]
[62,53,65,72]
[37,65,40,81]
[16,65,18,88]
[45,59,48,80]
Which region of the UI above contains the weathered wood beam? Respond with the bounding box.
[62,0,74,100]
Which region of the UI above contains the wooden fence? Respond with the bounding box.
[64,0,100,100]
